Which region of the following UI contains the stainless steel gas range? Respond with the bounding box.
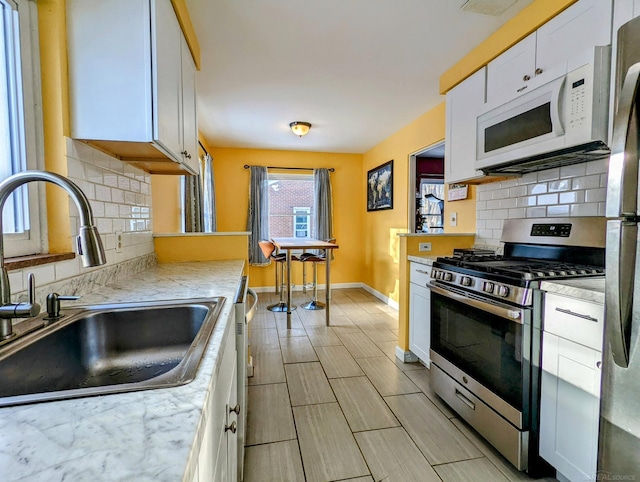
[428,217,606,475]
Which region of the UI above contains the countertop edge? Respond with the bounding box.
[540,278,605,304]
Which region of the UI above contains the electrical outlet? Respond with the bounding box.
[115,231,123,254]
[419,242,432,252]
[450,212,458,227]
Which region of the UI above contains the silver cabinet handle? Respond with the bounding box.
[535,68,543,75]
[416,269,430,275]
[229,404,240,415]
[523,74,531,81]
[225,421,237,433]
[554,307,598,322]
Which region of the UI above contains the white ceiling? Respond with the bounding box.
[186,0,533,154]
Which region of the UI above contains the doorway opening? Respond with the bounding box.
[408,142,445,233]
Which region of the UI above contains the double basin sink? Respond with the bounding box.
[0,297,224,407]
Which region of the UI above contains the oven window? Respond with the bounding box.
[431,292,526,410]
[484,102,552,153]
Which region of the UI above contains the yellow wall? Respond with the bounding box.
[440,0,578,92]
[212,147,364,289]
[361,103,473,303]
[151,176,182,233]
[154,234,249,263]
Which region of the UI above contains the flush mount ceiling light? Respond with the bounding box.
[290,121,312,137]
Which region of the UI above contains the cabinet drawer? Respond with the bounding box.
[410,262,432,287]
[543,293,604,351]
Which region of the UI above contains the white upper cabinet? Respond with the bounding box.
[486,33,537,105]
[445,67,486,184]
[487,0,613,106]
[67,0,198,175]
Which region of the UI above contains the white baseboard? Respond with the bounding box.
[395,346,418,363]
[250,282,362,294]
[361,284,399,310]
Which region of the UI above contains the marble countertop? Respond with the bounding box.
[407,255,439,266]
[0,260,245,482]
[540,277,605,304]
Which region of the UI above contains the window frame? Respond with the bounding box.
[267,171,315,240]
[1,0,44,258]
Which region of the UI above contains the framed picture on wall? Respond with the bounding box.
[367,160,393,211]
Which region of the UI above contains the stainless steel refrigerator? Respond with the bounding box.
[601,15,640,477]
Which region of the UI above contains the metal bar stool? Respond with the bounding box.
[299,238,335,310]
[259,240,297,312]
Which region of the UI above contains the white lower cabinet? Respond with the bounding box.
[408,262,431,366]
[193,319,239,482]
[540,294,604,482]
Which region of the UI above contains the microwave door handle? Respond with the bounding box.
[550,76,565,136]
[605,220,637,368]
[606,62,640,218]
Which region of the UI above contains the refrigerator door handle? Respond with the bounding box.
[606,63,640,218]
[605,220,637,368]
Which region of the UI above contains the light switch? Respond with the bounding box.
[450,212,458,227]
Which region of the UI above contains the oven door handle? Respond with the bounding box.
[428,283,525,324]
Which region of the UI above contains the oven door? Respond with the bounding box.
[429,283,532,427]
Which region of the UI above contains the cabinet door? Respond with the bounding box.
[445,67,485,184]
[226,362,239,482]
[409,282,431,366]
[540,333,602,481]
[181,35,199,174]
[153,0,183,161]
[537,0,612,78]
[486,33,537,105]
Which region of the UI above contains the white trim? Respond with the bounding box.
[153,231,250,237]
[360,283,399,310]
[249,282,361,294]
[395,345,418,363]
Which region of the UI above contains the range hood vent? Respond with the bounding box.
[480,141,610,175]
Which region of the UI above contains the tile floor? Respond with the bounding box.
[243,288,557,482]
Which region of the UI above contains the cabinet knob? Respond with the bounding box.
[181,150,192,159]
[523,74,531,81]
[535,68,543,76]
[229,404,240,415]
[225,421,237,433]
[596,361,602,369]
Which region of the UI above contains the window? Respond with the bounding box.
[293,207,310,238]
[418,179,444,233]
[268,172,314,239]
[0,0,42,257]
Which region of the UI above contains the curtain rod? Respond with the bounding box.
[243,164,334,172]
[198,141,209,157]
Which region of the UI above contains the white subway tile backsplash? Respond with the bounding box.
[95,184,111,202]
[586,158,608,175]
[475,159,608,244]
[548,180,570,192]
[547,205,570,217]
[526,206,547,217]
[570,203,599,216]
[572,174,600,190]
[111,188,125,204]
[559,191,585,204]
[104,203,119,218]
[529,183,548,195]
[585,188,607,203]
[518,172,538,185]
[537,193,559,205]
[538,168,559,181]
[560,163,587,178]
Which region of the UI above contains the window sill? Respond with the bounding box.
[5,252,76,271]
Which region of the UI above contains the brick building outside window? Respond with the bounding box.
[268,173,314,238]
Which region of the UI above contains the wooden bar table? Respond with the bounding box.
[271,238,339,328]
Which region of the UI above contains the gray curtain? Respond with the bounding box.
[247,166,270,266]
[183,174,203,232]
[314,168,334,256]
[202,153,217,232]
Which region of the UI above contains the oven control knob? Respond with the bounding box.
[437,271,444,280]
[443,272,453,282]
[497,285,510,297]
[430,270,437,279]
[460,276,472,287]
[483,282,494,293]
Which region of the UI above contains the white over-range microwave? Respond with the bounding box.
[475,46,611,175]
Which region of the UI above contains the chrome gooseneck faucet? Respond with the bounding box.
[0,171,106,340]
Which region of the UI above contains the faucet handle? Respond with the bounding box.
[27,272,36,305]
[45,293,80,320]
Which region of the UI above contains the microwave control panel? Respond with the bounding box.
[565,62,592,137]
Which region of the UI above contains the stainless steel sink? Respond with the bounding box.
[0,297,225,407]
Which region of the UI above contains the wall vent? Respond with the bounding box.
[460,0,519,16]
